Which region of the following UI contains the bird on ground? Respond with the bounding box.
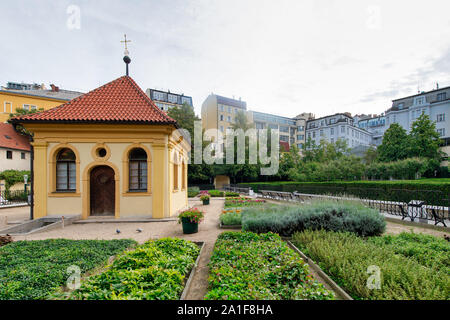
[116,229,121,234]
[136,228,143,233]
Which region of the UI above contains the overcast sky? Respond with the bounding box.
[1,0,450,118]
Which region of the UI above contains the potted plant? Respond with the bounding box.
[200,194,210,205]
[178,207,204,234]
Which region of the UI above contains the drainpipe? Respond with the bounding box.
[30,140,34,220]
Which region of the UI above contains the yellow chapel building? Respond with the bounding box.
[10,75,190,220]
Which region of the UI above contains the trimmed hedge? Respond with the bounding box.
[241,200,386,237]
[239,179,450,206]
[205,232,334,300]
[292,230,449,300]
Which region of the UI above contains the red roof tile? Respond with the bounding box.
[279,141,290,152]
[10,76,177,125]
[0,123,31,151]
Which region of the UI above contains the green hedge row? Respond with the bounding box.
[239,179,450,206]
[292,230,449,300]
[241,200,386,237]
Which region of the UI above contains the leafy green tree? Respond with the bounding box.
[231,110,254,131]
[408,113,443,160]
[363,145,378,164]
[377,123,410,162]
[167,103,214,183]
[8,107,44,136]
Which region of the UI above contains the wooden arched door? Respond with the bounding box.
[90,166,115,216]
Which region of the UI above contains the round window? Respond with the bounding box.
[97,148,107,158]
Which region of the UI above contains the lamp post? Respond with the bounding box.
[24,174,28,193]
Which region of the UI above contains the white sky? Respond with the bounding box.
[1,0,450,118]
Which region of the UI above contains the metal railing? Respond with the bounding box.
[258,187,449,227]
[0,190,30,206]
[223,184,251,195]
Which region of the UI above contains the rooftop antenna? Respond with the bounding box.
[121,34,132,76]
[436,82,439,90]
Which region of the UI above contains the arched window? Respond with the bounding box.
[129,148,147,191]
[56,148,76,191]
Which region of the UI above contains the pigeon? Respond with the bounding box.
[116,229,121,234]
[136,228,143,233]
[444,234,449,242]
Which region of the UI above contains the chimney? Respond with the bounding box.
[50,84,59,92]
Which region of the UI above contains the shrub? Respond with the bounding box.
[205,232,334,300]
[241,200,386,237]
[292,230,449,300]
[188,187,200,197]
[208,190,224,197]
[224,198,266,208]
[220,209,242,225]
[0,239,137,300]
[239,178,450,206]
[225,191,240,197]
[70,238,200,300]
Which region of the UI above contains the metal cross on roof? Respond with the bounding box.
[120,34,131,55]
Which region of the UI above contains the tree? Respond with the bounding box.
[363,145,378,164]
[231,110,254,131]
[408,113,443,160]
[377,123,410,162]
[167,103,214,183]
[8,107,44,136]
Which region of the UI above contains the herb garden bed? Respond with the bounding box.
[292,230,449,300]
[205,231,335,300]
[68,238,202,300]
[0,239,137,300]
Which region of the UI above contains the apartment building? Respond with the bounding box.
[0,81,83,123]
[384,85,450,165]
[354,114,386,146]
[201,94,313,152]
[306,113,372,149]
[146,88,193,112]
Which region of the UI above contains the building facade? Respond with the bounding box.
[11,76,190,220]
[0,123,31,171]
[146,89,193,112]
[306,113,372,149]
[354,114,386,146]
[0,82,83,123]
[201,94,313,153]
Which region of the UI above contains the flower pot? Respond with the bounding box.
[202,199,210,205]
[181,217,199,234]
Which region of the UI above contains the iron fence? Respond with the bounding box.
[258,187,449,227]
[0,190,30,206]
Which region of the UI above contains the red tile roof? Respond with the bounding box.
[279,141,290,152]
[10,76,177,125]
[0,123,31,151]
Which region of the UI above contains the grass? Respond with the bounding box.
[292,230,449,300]
[0,239,137,300]
[205,232,334,300]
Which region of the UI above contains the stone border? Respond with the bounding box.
[286,240,353,300]
[180,241,205,300]
[0,215,80,236]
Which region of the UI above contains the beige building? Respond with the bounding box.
[201,94,314,152]
[0,123,31,171]
[11,76,190,220]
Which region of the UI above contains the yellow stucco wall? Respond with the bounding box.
[0,91,67,123]
[24,123,190,220]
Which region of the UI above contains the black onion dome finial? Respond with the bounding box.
[121,34,132,76]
